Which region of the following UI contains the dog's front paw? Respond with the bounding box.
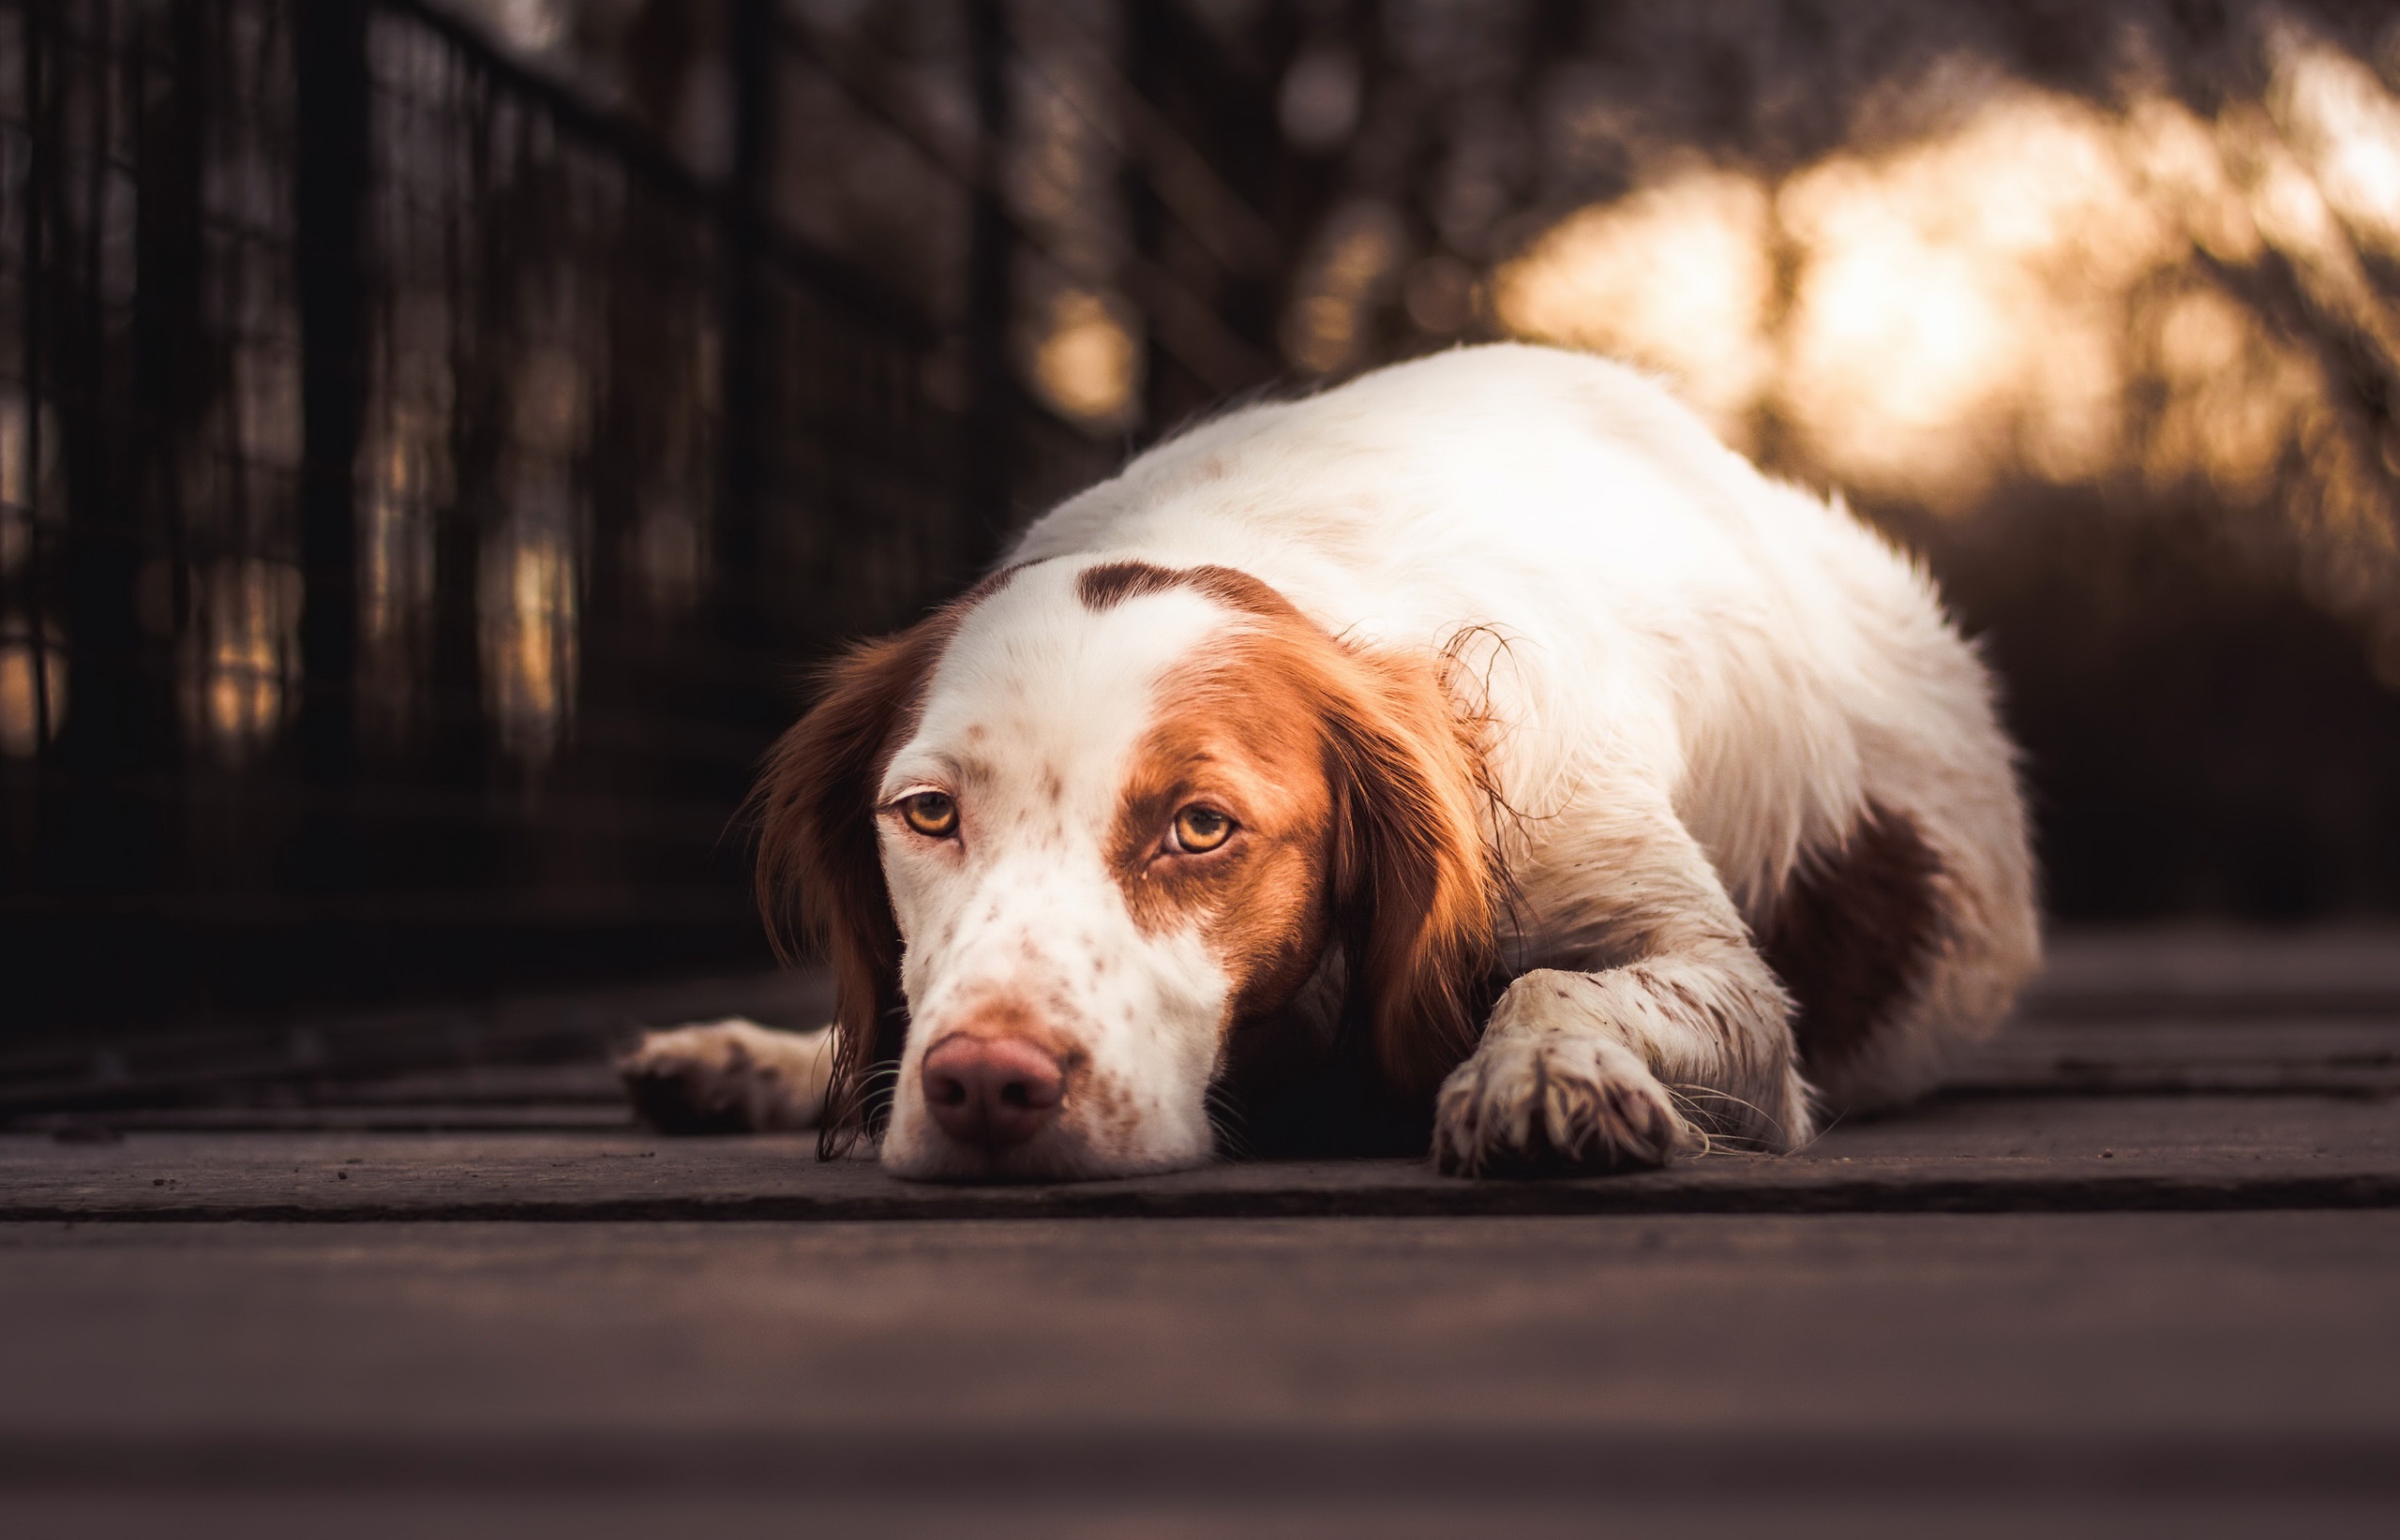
[618,1020,832,1135]
[1432,978,1700,1176]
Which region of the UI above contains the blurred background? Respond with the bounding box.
[4,0,2398,1043]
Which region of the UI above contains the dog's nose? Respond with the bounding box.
[920,1035,1066,1149]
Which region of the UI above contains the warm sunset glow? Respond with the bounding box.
[1778,89,2160,497]
[1492,170,1775,445]
[2272,28,2400,260]
[1493,31,2400,680]
[1494,61,2400,492]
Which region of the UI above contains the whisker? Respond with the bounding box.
[1666,1083,1773,1121]
[1203,1084,1257,1160]
[1792,1105,1848,1154]
[1664,1084,1792,1152]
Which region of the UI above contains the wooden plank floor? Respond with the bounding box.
[2,928,2396,1536]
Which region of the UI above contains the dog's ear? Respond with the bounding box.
[753,620,948,1153]
[1320,646,1500,1100]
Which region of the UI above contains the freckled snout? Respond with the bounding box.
[921,1033,1066,1149]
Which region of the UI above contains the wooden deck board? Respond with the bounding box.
[2,929,2394,1531]
[0,1086,2393,1219]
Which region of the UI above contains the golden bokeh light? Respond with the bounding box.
[1032,289,1140,426]
[1493,52,2400,504]
[482,515,578,764]
[2272,28,2400,260]
[1282,199,1404,376]
[176,561,304,761]
[0,632,66,758]
[1494,25,2400,680]
[362,412,443,653]
[1492,169,1775,444]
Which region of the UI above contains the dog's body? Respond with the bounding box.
[622,344,2039,1180]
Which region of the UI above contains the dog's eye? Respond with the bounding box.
[899,791,959,838]
[1171,805,1234,854]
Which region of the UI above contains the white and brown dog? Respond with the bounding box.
[622,344,2039,1181]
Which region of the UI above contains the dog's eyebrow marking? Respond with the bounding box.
[1075,559,1297,618]
[1076,560,1183,609]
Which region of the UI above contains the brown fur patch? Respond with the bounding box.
[1760,800,1944,1076]
[1096,568,1503,1100]
[1106,634,1340,1029]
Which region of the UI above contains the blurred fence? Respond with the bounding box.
[0,0,1240,1033]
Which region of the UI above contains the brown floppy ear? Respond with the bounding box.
[1318,646,1501,1100]
[752,620,949,1155]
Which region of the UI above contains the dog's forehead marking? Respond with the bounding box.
[1075,559,1293,619]
[881,560,1239,805]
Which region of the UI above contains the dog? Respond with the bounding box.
[620,343,2040,1181]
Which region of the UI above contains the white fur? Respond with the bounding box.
[632,344,2040,1177]
[876,565,1236,1177]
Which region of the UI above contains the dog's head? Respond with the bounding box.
[755,558,1498,1180]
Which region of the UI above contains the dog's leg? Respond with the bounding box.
[618,1019,834,1134]
[1434,820,1811,1175]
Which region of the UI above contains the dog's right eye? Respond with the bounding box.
[898,791,959,838]
[1170,804,1234,853]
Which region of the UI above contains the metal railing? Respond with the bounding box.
[0,0,1294,1035]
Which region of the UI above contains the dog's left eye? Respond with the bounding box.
[1170,805,1234,853]
[898,791,959,838]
